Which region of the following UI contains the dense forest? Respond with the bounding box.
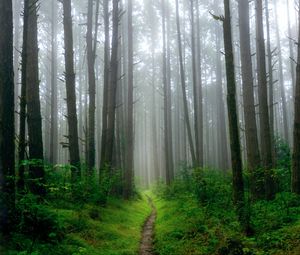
[0,0,300,254]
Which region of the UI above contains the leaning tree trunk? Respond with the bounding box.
[255,0,275,200]
[62,0,81,181]
[238,0,262,199]
[0,0,15,235]
[291,7,300,194]
[175,0,196,166]
[26,0,45,196]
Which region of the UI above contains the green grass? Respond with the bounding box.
[5,193,152,255]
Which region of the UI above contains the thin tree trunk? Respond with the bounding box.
[255,0,275,200]
[124,0,134,198]
[175,0,196,166]
[62,0,81,181]
[103,0,119,166]
[222,0,246,229]
[291,7,300,194]
[274,0,289,144]
[100,0,110,169]
[50,0,58,165]
[238,0,262,199]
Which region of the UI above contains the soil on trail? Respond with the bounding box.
[139,196,157,255]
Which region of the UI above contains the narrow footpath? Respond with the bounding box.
[139,196,157,255]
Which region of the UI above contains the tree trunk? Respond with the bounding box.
[50,0,58,165]
[103,0,119,166]
[0,0,15,234]
[18,0,29,193]
[238,0,262,199]
[100,0,110,169]
[62,0,81,181]
[255,0,275,200]
[87,0,100,173]
[222,0,246,228]
[175,0,196,166]
[274,0,289,144]
[124,0,134,198]
[26,0,45,195]
[291,7,300,194]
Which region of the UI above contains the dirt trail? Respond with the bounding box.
[139,196,157,255]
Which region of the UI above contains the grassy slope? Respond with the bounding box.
[152,192,300,255]
[6,194,151,255]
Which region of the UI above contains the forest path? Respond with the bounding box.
[139,195,157,255]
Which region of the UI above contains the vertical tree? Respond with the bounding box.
[87,0,100,172]
[190,0,203,167]
[26,0,45,195]
[238,0,261,198]
[175,0,196,166]
[274,0,289,143]
[103,0,119,166]
[162,0,174,184]
[291,7,300,194]
[62,0,81,181]
[0,0,15,234]
[18,0,29,192]
[50,0,58,165]
[221,0,247,229]
[100,0,110,169]
[255,0,274,200]
[124,0,134,198]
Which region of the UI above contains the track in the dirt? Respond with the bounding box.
[139,196,157,255]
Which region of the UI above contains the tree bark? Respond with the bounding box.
[50,0,58,165]
[62,0,81,181]
[26,0,45,195]
[291,7,300,194]
[103,0,119,167]
[238,0,262,199]
[222,0,246,228]
[255,0,275,200]
[0,0,15,234]
[124,0,134,198]
[175,0,196,166]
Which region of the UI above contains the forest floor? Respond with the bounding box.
[139,195,157,255]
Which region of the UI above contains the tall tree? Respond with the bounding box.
[26,0,45,195]
[221,0,247,228]
[175,0,196,166]
[191,0,203,167]
[162,0,174,184]
[87,0,100,172]
[238,0,261,198]
[50,0,58,165]
[291,7,300,194]
[103,0,119,166]
[274,0,289,143]
[18,0,29,192]
[255,0,274,200]
[0,0,15,234]
[62,0,81,181]
[124,0,134,198]
[100,0,110,169]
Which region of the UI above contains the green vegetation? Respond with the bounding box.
[152,168,300,255]
[3,164,151,255]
